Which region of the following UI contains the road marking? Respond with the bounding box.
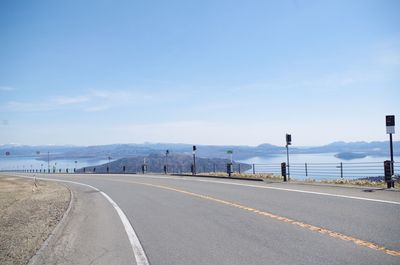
[112,174,400,205]
[19,176,150,265]
[10,173,400,205]
[86,173,400,205]
[129,180,400,257]
[71,173,400,205]
[191,178,400,205]
[100,192,150,265]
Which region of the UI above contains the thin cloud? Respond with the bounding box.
[377,49,400,65]
[0,86,15,91]
[53,96,90,105]
[1,89,166,112]
[374,36,400,66]
[84,105,111,112]
[4,101,53,112]
[88,89,134,101]
[300,71,381,88]
[105,120,277,146]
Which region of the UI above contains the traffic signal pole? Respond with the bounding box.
[390,133,394,176]
[385,115,395,188]
[286,134,291,180]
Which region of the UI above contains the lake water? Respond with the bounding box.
[0,156,111,172]
[238,153,399,180]
[1,153,398,180]
[238,153,398,164]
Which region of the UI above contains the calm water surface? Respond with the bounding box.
[0,156,111,171]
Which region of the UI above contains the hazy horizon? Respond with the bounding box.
[1,139,399,149]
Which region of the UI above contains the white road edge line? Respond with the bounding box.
[116,174,400,205]
[21,176,150,265]
[100,191,150,265]
[194,179,400,205]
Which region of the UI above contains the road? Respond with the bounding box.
[7,173,400,265]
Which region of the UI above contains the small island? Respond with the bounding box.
[335,152,367,160]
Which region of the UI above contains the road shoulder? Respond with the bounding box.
[0,175,70,265]
[27,180,136,265]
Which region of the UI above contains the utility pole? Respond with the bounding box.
[107,156,111,173]
[142,158,147,174]
[165,150,169,174]
[286,134,292,180]
[192,145,197,175]
[227,150,233,177]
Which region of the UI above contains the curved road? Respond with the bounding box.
[9,173,400,265]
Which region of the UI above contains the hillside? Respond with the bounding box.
[77,153,252,174]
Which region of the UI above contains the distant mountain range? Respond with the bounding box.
[1,141,399,161]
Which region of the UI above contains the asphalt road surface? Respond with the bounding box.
[8,173,400,265]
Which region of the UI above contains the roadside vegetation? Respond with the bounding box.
[190,172,395,188]
[310,178,390,188]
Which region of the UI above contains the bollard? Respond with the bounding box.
[305,163,308,177]
[281,162,287,182]
[384,160,394,188]
[227,163,233,177]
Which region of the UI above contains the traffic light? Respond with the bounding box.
[384,160,392,181]
[286,134,292,145]
[281,162,287,181]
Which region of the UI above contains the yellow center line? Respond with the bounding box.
[128,180,400,257]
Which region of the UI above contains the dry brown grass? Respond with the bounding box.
[290,176,390,187]
[199,172,283,180]
[0,175,70,265]
[318,178,388,187]
[194,172,392,187]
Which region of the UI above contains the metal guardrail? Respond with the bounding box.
[1,161,398,181]
[251,161,399,180]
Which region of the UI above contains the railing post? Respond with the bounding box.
[340,162,343,178]
[252,164,255,175]
[305,163,308,177]
[238,164,241,174]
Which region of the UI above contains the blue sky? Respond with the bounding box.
[0,0,399,146]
